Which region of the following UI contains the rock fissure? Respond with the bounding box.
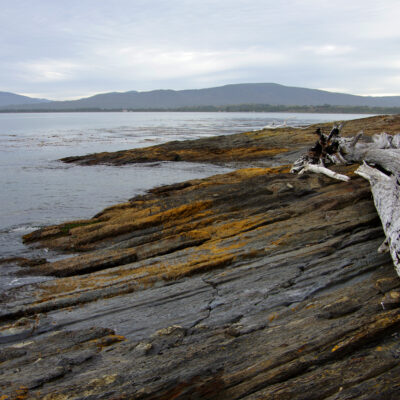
[187,276,221,330]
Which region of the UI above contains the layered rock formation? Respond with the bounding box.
[2,115,400,399]
[61,115,400,167]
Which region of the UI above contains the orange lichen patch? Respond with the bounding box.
[174,235,244,260]
[268,313,278,322]
[22,227,60,243]
[134,231,212,261]
[98,203,161,223]
[225,166,291,178]
[244,126,317,144]
[99,201,206,235]
[174,147,290,161]
[165,254,237,281]
[13,387,28,400]
[71,200,213,247]
[93,334,126,350]
[185,216,265,243]
[296,344,307,353]
[330,311,400,354]
[31,247,138,277]
[133,238,245,283]
[23,202,164,246]
[23,219,102,243]
[244,126,306,138]
[184,229,212,242]
[269,232,293,247]
[183,166,291,193]
[123,237,248,282]
[68,222,107,236]
[244,128,294,136]
[36,278,83,299]
[263,231,295,252]
[216,219,262,238]
[141,167,288,199]
[96,247,237,287]
[96,201,135,214]
[331,344,341,353]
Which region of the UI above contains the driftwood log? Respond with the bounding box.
[291,125,400,277]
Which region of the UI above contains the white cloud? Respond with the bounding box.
[18,59,82,82]
[319,87,355,94]
[301,45,354,56]
[90,46,288,80]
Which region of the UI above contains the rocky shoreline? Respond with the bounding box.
[2,115,400,399]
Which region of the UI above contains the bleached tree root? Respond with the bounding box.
[355,163,400,277]
[291,128,400,278]
[299,163,350,182]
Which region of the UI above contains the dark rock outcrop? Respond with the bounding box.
[2,115,400,399]
[60,115,400,167]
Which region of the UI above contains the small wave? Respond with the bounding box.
[9,225,40,233]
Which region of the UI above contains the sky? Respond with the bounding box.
[1,0,400,100]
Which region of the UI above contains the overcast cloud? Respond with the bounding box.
[1,0,400,99]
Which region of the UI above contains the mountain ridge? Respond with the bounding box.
[0,91,49,107]
[3,83,400,110]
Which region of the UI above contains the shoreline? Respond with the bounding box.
[2,114,400,398]
[0,106,384,114]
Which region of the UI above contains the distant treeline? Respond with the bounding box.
[1,104,400,114]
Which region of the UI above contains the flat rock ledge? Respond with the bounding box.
[60,114,400,167]
[2,115,400,399]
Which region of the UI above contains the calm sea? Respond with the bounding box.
[0,111,373,289]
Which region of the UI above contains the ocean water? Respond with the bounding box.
[0,111,373,289]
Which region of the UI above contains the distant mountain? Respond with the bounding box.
[3,83,400,111]
[0,91,50,107]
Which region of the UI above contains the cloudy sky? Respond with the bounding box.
[1,0,400,100]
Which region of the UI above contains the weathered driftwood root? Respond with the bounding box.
[355,163,400,277]
[299,163,350,181]
[290,124,348,175]
[291,125,400,277]
[339,134,400,175]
